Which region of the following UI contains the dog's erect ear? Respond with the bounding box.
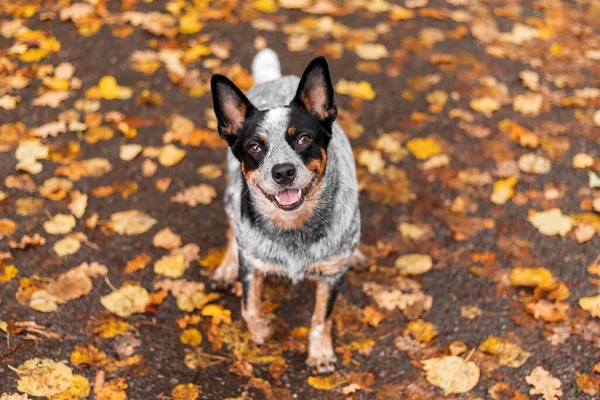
[211,74,256,146]
[291,56,337,125]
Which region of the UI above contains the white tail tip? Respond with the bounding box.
[252,48,281,85]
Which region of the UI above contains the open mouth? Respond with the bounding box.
[259,183,314,211]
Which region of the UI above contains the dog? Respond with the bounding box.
[210,49,361,373]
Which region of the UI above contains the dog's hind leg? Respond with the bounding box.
[306,275,344,374]
[212,222,239,287]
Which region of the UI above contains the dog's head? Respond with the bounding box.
[211,57,337,229]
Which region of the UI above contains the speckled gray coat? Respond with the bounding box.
[224,76,360,283]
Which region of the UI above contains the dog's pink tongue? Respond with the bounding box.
[277,188,299,205]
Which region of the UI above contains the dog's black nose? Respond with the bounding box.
[272,163,296,185]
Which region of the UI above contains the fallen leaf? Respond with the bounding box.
[170,184,217,206]
[158,144,186,166]
[15,358,73,397]
[479,335,531,368]
[395,254,433,275]
[124,254,152,274]
[528,209,572,236]
[43,214,76,235]
[510,267,555,290]
[518,153,551,174]
[579,295,600,318]
[406,137,440,160]
[100,284,150,318]
[422,355,480,394]
[491,176,517,205]
[526,366,562,400]
[335,79,376,100]
[307,372,347,390]
[153,228,182,250]
[110,210,157,235]
[154,254,187,278]
[180,328,203,346]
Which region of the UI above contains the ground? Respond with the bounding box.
[1,0,600,399]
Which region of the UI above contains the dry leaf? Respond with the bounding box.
[153,228,182,250]
[100,285,150,317]
[525,366,562,400]
[43,214,76,235]
[110,210,157,235]
[15,358,73,397]
[170,184,217,206]
[422,355,480,395]
[395,254,433,275]
[528,209,572,236]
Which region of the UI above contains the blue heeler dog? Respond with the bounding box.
[210,49,362,373]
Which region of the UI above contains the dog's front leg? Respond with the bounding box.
[240,253,273,344]
[307,275,344,373]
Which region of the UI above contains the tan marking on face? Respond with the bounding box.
[306,148,327,179]
[287,126,297,136]
[306,279,336,370]
[306,255,348,276]
[212,221,239,285]
[241,161,255,181]
[258,133,267,143]
[241,269,273,344]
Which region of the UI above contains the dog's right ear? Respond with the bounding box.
[211,75,256,146]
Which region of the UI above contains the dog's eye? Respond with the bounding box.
[248,143,261,153]
[298,134,311,145]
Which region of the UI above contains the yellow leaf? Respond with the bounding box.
[470,96,500,117]
[42,77,70,91]
[159,144,186,167]
[153,228,182,250]
[100,285,150,317]
[180,328,203,346]
[395,254,432,275]
[404,319,438,343]
[179,14,203,34]
[510,267,555,290]
[573,153,594,169]
[358,150,385,174]
[201,304,232,324]
[85,126,114,144]
[307,372,347,390]
[93,320,129,338]
[16,358,74,397]
[580,295,600,318]
[53,236,82,256]
[98,76,120,100]
[478,335,531,368]
[70,345,107,367]
[43,214,76,235]
[422,356,480,395]
[406,137,440,160]
[254,0,278,13]
[335,79,376,100]
[154,254,187,278]
[528,208,573,236]
[110,210,157,235]
[0,264,18,282]
[48,374,91,400]
[172,383,201,400]
[20,48,48,62]
[490,176,517,205]
[0,218,17,237]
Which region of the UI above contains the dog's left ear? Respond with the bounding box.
[291,56,337,126]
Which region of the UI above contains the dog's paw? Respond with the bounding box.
[350,248,369,271]
[247,318,274,345]
[307,350,337,374]
[211,262,239,289]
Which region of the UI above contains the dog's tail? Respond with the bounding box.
[252,48,281,85]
